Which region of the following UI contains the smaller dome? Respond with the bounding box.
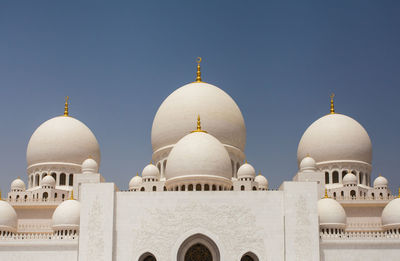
[299,156,316,172]
[318,197,346,229]
[11,178,25,191]
[82,158,99,174]
[41,175,56,188]
[129,174,143,190]
[165,130,232,189]
[374,175,388,188]
[343,173,357,186]
[0,200,17,232]
[142,163,160,180]
[52,199,81,231]
[237,162,256,180]
[254,174,268,190]
[382,198,400,229]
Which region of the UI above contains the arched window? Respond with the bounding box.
[62,194,65,200]
[163,186,167,191]
[371,192,375,199]
[43,192,48,199]
[16,195,20,201]
[55,193,58,198]
[60,173,66,185]
[219,185,222,191]
[196,184,201,191]
[332,171,339,183]
[252,186,257,191]
[342,170,348,179]
[350,190,356,197]
[24,195,27,201]
[333,192,336,198]
[341,191,344,197]
[241,185,245,191]
[51,172,57,183]
[212,185,216,191]
[204,184,210,191]
[35,174,40,186]
[140,187,145,192]
[152,186,156,191]
[139,252,156,261]
[181,185,185,191]
[69,174,73,186]
[188,184,193,191]
[241,252,259,261]
[177,234,219,261]
[325,172,329,184]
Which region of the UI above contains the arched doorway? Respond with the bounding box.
[241,252,259,261]
[177,234,220,261]
[184,243,212,261]
[138,252,156,261]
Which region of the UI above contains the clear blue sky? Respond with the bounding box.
[1,1,399,193]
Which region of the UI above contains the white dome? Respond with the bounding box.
[142,163,160,179]
[297,114,372,166]
[81,158,99,174]
[317,197,346,229]
[27,116,101,169]
[129,174,143,190]
[11,178,25,191]
[343,173,357,185]
[41,175,56,188]
[299,156,317,172]
[382,198,400,229]
[374,176,388,188]
[151,82,246,154]
[255,174,268,190]
[237,163,256,179]
[52,199,81,231]
[165,131,232,186]
[0,201,17,232]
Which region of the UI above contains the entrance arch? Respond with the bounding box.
[177,233,220,261]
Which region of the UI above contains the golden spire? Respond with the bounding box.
[70,190,74,200]
[136,172,139,176]
[0,190,2,200]
[64,96,69,116]
[191,115,207,133]
[195,57,202,82]
[245,159,248,164]
[258,171,262,176]
[325,188,328,198]
[330,93,335,114]
[398,187,400,198]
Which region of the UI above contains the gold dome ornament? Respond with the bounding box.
[195,57,202,82]
[64,96,69,116]
[191,115,207,133]
[330,93,335,114]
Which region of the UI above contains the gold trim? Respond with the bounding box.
[64,96,69,116]
[191,115,207,133]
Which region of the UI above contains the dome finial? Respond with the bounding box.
[64,96,69,116]
[70,190,74,200]
[330,93,335,114]
[195,57,202,82]
[191,115,207,133]
[325,188,329,198]
[0,190,2,200]
[398,187,400,198]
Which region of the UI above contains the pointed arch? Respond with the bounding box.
[177,233,220,261]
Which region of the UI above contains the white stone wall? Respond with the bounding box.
[321,241,400,261]
[113,190,286,261]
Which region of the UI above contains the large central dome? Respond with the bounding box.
[151,82,246,153]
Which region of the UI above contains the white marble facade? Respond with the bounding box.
[0,63,400,261]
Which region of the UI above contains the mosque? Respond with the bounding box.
[0,59,399,261]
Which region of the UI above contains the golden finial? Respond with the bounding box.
[136,172,139,176]
[245,159,248,164]
[398,187,400,198]
[0,190,2,200]
[70,190,74,200]
[195,57,202,82]
[258,171,262,176]
[191,115,207,133]
[325,188,328,198]
[379,173,382,177]
[330,93,335,114]
[64,96,69,116]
